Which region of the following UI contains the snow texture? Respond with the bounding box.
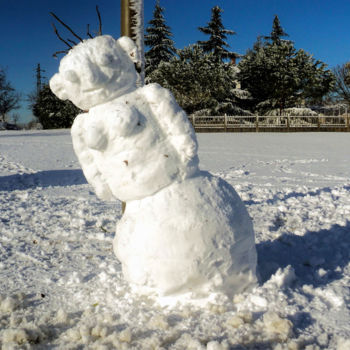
[49,35,257,302]
[1,131,350,349]
[130,0,145,85]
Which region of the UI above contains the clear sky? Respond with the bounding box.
[1,0,350,123]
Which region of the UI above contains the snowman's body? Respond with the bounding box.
[50,35,257,302]
[116,172,257,298]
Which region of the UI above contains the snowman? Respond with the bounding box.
[50,35,257,303]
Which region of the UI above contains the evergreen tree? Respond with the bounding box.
[149,45,251,115]
[264,15,289,44]
[238,17,334,114]
[0,68,21,122]
[32,84,81,129]
[145,0,176,77]
[198,6,238,62]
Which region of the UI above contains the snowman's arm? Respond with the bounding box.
[141,84,199,170]
[71,113,115,201]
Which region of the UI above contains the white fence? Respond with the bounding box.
[190,115,350,131]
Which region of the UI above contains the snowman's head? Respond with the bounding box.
[50,35,139,110]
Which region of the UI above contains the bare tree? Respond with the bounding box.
[11,113,20,125]
[333,63,350,105]
[0,68,21,122]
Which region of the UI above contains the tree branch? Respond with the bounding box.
[96,6,102,35]
[67,39,78,46]
[87,24,94,39]
[50,12,83,42]
[51,22,72,49]
[53,50,69,59]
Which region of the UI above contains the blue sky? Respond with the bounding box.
[1,0,350,123]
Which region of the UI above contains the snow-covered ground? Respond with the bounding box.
[1,130,349,349]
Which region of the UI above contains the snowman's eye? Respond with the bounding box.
[64,70,79,83]
[97,53,119,66]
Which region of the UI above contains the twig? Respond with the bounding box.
[53,50,69,59]
[96,5,102,35]
[51,22,72,49]
[87,24,94,38]
[67,39,78,46]
[50,12,83,42]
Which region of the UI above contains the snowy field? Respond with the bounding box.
[0,130,349,349]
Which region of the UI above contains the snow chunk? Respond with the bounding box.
[1,297,20,313]
[207,340,229,350]
[225,315,244,328]
[263,312,293,341]
[250,295,268,308]
[337,337,350,350]
[2,328,29,345]
[0,294,24,313]
[55,309,69,324]
[118,328,132,343]
[148,314,169,330]
[269,266,296,288]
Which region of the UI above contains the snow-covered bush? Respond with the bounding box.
[265,107,318,116]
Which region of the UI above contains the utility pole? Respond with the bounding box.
[35,63,45,96]
[121,0,133,37]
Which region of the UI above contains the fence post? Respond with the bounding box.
[224,114,227,132]
[287,116,290,131]
[317,116,321,130]
[347,115,350,131]
[255,116,259,132]
[192,115,195,127]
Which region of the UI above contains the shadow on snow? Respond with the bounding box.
[257,220,350,287]
[0,130,69,138]
[244,186,334,207]
[0,169,87,191]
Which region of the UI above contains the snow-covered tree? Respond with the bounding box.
[149,45,251,115]
[0,68,21,122]
[264,15,289,44]
[32,84,81,129]
[198,5,239,63]
[333,63,350,105]
[238,17,334,114]
[144,0,176,77]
